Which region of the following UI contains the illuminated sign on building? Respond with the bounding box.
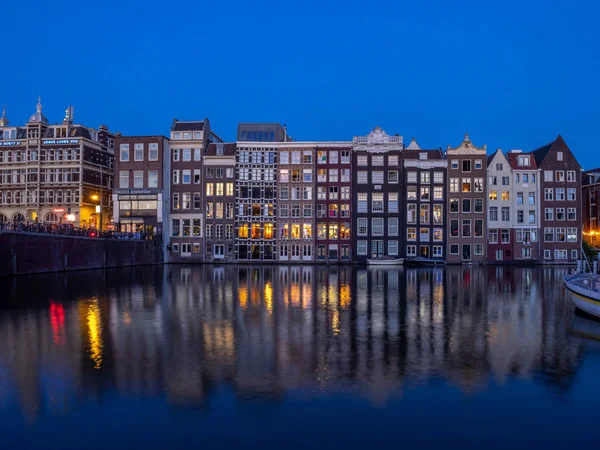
[0,141,22,146]
[42,139,80,145]
[113,188,159,195]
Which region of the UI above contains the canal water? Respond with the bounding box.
[0,265,599,449]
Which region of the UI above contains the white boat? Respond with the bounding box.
[564,273,600,319]
[367,256,404,266]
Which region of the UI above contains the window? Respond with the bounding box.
[545,208,554,221]
[567,227,577,242]
[462,198,471,213]
[557,151,563,161]
[407,228,417,241]
[119,144,129,161]
[134,143,144,161]
[182,169,191,184]
[544,249,551,259]
[407,204,417,223]
[280,169,289,182]
[420,205,430,224]
[451,160,458,169]
[317,223,327,240]
[357,171,368,184]
[433,204,443,224]
[567,188,576,201]
[372,155,384,166]
[501,207,509,222]
[544,170,553,182]
[556,227,566,242]
[502,176,510,186]
[280,151,289,164]
[317,151,327,164]
[489,229,498,243]
[193,169,201,184]
[518,155,530,166]
[555,249,567,260]
[388,155,398,166]
[474,244,483,255]
[148,170,158,188]
[372,193,383,212]
[433,246,443,257]
[473,198,483,213]
[173,170,180,184]
[501,229,510,243]
[357,193,368,213]
[474,219,483,237]
[462,178,471,192]
[147,143,159,161]
[372,171,384,184]
[556,188,565,201]
[528,192,536,205]
[119,171,129,188]
[450,198,459,213]
[517,192,523,205]
[372,218,384,236]
[433,228,443,241]
[474,178,483,192]
[434,186,443,200]
[194,148,201,161]
[357,218,368,235]
[502,191,510,201]
[407,245,417,257]
[434,172,444,183]
[357,241,368,255]
[329,186,338,200]
[571,249,579,260]
[523,174,529,183]
[194,192,201,209]
[528,210,535,224]
[489,207,498,221]
[450,244,459,255]
[474,159,482,169]
[388,171,398,183]
[421,172,430,184]
[450,178,459,193]
[329,151,338,164]
[172,193,180,209]
[407,186,417,200]
[407,172,417,183]
[226,183,234,196]
[388,193,398,213]
[556,208,565,220]
[357,155,367,166]
[567,171,576,182]
[173,148,180,161]
[462,220,471,237]
[388,218,398,236]
[545,188,553,201]
[420,228,430,241]
[555,171,565,182]
[489,190,497,200]
[517,210,524,223]
[420,187,430,201]
[544,228,554,242]
[134,170,144,188]
[450,219,459,237]
[568,208,576,220]
[489,176,497,186]
[462,160,471,172]
[206,183,213,196]
[291,151,301,164]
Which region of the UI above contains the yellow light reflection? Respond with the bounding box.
[264,281,273,315]
[340,284,351,309]
[86,299,103,369]
[123,311,131,325]
[332,310,341,335]
[239,287,248,310]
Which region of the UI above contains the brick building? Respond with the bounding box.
[486,149,513,262]
[314,144,352,262]
[446,134,487,263]
[533,135,582,262]
[113,135,170,235]
[352,127,403,263]
[582,168,600,247]
[403,143,446,261]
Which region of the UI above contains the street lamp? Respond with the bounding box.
[91,194,102,231]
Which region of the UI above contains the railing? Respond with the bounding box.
[0,221,161,242]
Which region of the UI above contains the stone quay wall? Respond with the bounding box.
[0,231,164,277]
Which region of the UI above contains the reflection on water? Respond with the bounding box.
[0,264,596,442]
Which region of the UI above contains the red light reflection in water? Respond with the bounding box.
[50,301,66,345]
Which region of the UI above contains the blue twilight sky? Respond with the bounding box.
[2,0,599,167]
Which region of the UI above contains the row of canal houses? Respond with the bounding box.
[0,103,582,265]
[114,121,581,265]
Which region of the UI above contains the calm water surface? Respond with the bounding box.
[1,265,599,449]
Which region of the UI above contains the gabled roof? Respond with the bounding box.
[70,126,92,139]
[507,151,537,170]
[487,148,507,167]
[171,119,205,131]
[206,142,236,156]
[403,149,444,160]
